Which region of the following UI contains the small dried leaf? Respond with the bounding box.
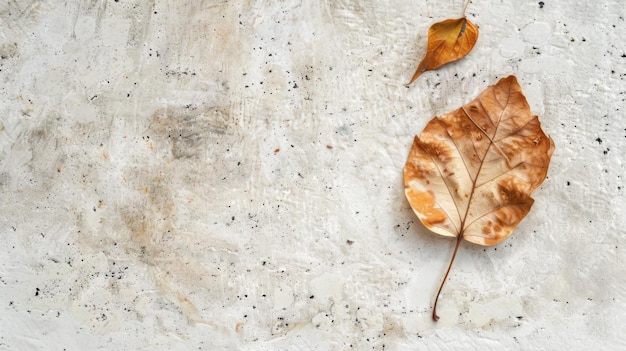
[408,17,479,84]
[404,76,554,320]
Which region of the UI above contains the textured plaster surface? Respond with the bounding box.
[1,0,625,350]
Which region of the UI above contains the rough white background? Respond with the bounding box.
[1,0,625,350]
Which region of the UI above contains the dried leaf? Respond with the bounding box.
[408,17,478,84]
[404,76,554,320]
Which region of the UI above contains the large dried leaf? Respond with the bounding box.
[408,17,478,84]
[404,76,554,320]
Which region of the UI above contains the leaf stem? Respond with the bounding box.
[432,234,463,321]
[462,0,471,16]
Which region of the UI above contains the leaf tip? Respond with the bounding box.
[408,66,426,85]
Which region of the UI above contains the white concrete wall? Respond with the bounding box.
[1,0,624,349]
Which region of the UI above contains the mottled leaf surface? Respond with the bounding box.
[405,75,554,245]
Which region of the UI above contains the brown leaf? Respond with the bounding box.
[403,76,554,320]
[408,17,478,84]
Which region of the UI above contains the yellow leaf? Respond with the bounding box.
[404,76,554,320]
[408,17,479,84]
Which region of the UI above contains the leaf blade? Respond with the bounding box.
[404,76,554,244]
[408,17,479,84]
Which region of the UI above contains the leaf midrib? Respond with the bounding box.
[457,89,510,238]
